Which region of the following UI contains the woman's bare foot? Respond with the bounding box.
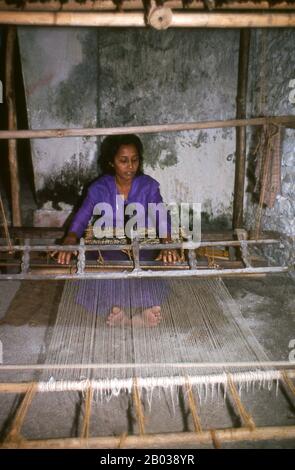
[131,306,162,327]
[106,306,130,326]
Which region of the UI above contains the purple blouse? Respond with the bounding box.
[69,174,169,239]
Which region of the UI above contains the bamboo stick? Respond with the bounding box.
[1,425,295,449]
[233,29,250,229]
[0,116,294,141]
[80,386,93,439]
[281,371,295,397]
[0,238,283,252]
[1,11,295,28]
[227,374,256,430]
[5,27,21,227]
[4,383,37,444]
[185,378,202,433]
[132,378,146,435]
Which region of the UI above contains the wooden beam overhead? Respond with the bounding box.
[0,11,295,28]
[0,1,295,13]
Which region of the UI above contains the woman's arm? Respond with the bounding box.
[148,181,183,264]
[57,231,78,265]
[56,185,98,265]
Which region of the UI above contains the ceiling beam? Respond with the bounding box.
[0,10,295,27]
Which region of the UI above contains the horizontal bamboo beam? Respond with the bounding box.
[1,425,295,448]
[0,116,294,141]
[0,265,288,281]
[0,227,280,241]
[0,2,294,13]
[0,238,282,252]
[1,11,295,28]
[0,363,294,373]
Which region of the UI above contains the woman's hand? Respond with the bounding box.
[156,248,184,264]
[156,238,184,264]
[52,232,78,265]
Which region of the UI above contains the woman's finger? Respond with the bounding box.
[58,251,65,265]
[58,251,68,265]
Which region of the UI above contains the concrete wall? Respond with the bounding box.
[18,28,99,226]
[245,29,295,268]
[17,26,295,263]
[98,29,239,228]
[18,27,239,228]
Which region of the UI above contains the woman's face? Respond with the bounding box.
[113,144,140,183]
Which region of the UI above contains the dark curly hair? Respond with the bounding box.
[100,134,144,175]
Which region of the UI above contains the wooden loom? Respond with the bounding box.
[0,366,295,448]
[1,10,295,448]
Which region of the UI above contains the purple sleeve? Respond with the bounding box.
[68,187,97,238]
[148,182,171,238]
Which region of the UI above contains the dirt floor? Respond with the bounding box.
[0,273,294,449]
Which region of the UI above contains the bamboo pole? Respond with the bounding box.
[0,226,281,240]
[0,1,295,13]
[1,11,295,28]
[0,363,294,374]
[1,425,295,449]
[0,116,294,141]
[147,1,173,30]
[132,378,146,435]
[0,265,289,281]
[233,29,250,229]
[5,27,21,227]
[281,371,295,397]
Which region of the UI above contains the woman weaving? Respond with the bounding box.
[57,134,182,326]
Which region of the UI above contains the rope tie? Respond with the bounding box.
[210,429,222,449]
[118,432,128,449]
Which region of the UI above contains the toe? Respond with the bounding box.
[112,306,121,314]
[152,306,161,317]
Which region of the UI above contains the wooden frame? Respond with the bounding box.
[1,369,294,448]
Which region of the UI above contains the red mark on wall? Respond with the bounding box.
[27,73,54,96]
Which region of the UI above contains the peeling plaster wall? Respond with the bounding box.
[98,29,239,227]
[18,28,98,226]
[18,27,239,228]
[245,29,295,268]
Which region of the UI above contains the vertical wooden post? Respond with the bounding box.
[233,29,250,229]
[5,26,22,227]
